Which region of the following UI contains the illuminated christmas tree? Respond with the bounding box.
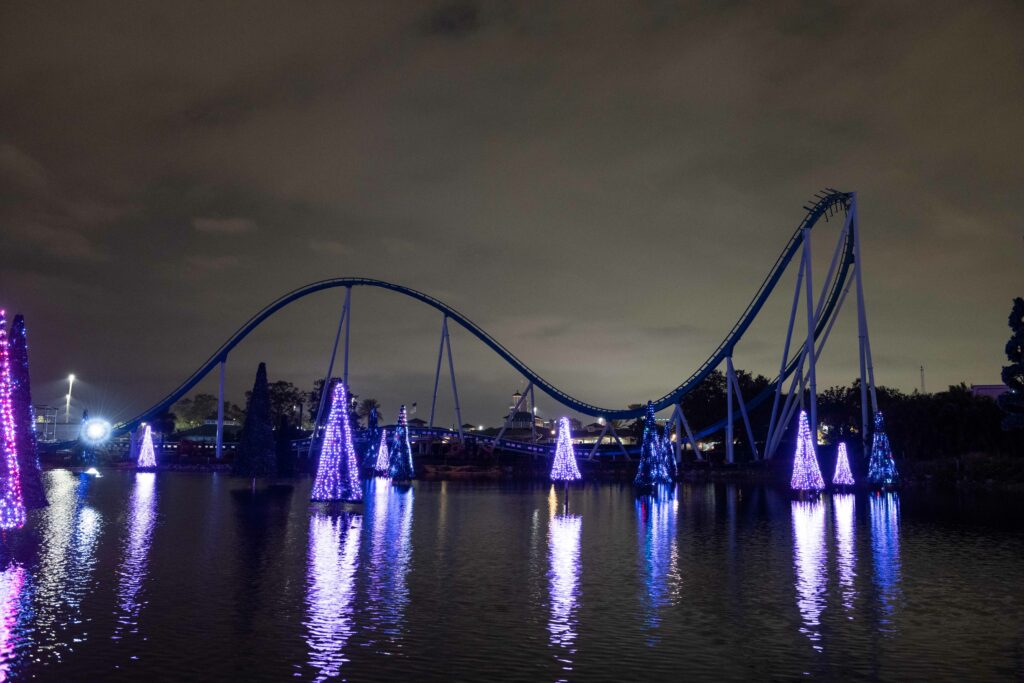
[634,402,660,488]
[832,442,855,486]
[790,410,825,492]
[0,311,26,529]
[866,412,899,487]
[388,405,415,481]
[660,432,678,481]
[8,315,46,509]
[137,424,157,469]
[311,382,363,502]
[550,417,582,481]
[373,430,390,477]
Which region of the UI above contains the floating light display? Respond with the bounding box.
[311,382,363,503]
[0,311,25,529]
[137,424,157,469]
[866,412,899,487]
[832,442,855,486]
[790,410,825,492]
[388,405,415,481]
[550,417,582,481]
[8,315,46,509]
[634,402,662,488]
[373,431,390,477]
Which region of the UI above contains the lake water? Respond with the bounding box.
[0,470,1022,681]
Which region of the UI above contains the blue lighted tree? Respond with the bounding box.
[634,402,660,489]
[388,404,415,481]
[866,412,899,487]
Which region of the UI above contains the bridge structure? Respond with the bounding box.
[102,189,880,466]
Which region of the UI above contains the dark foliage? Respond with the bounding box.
[998,297,1024,430]
[233,362,277,478]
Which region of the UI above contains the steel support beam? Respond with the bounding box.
[216,357,226,460]
[728,358,759,461]
[306,290,349,462]
[802,226,819,440]
[444,319,464,441]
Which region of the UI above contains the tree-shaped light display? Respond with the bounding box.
[233,362,277,479]
[373,430,390,477]
[660,432,678,482]
[137,424,157,469]
[0,311,26,529]
[550,417,582,481]
[832,442,855,487]
[866,411,899,487]
[790,410,825,492]
[311,382,363,503]
[8,315,46,509]
[634,402,660,488]
[388,405,415,481]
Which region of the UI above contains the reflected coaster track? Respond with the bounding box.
[105,189,871,457]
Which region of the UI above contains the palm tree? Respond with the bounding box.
[357,398,381,427]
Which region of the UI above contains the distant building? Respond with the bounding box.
[33,405,58,442]
[972,384,1009,401]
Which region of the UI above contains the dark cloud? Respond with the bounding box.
[1,1,1021,425]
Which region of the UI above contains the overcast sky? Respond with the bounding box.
[2,1,1022,427]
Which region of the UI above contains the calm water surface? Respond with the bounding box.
[0,470,1022,681]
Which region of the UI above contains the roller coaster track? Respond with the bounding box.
[109,190,854,440]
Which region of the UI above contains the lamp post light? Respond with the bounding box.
[65,374,75,423]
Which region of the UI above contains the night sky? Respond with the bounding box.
[2,2,1022,426]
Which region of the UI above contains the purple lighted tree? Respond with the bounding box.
[550,417,582,481]
[373,431,390,477]
[790,410,825,492]
[634,402,661,488]
[311,382,363,503]
[137,424,157,469]
[8,315,46,509]
[0,311,26,529]
[832,442,855,487]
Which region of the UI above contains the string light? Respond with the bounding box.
[832,442,855,486]
[0,310,26,529]
[137,424,157,469]
[311,382,363,503]
[8,315,46,509]
[790,410,825,492]
[635,402,668,488]
[388,405,415,481]
[374,430,390,477]
[866,412,899,487]
[550,417,582,481]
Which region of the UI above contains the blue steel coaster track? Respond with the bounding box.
[106,190,853,441]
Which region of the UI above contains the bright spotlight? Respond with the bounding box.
[81,418,112,445]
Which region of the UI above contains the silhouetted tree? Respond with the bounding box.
[233,363,277,479]
[998,297,1024,431]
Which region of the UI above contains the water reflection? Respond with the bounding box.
[791,499,827,650]
[114,473,158,639]
[870,493,901,629]
[304,512,361,682]
[0,563,25,681]
[33,471,103,664]
[547,496,581,679]
[832,494,856,612]
[636,486,680,641]
[366,479,413,654]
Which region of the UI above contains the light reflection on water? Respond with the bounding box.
[833,493,856,612]
[366,479,413,653]
[32,471,103,666]
[0,473,1021,680]
[114,472,157,640]
[636,486,681,641]
[870,492,901,629]
[304,512,360,682]
[791,498,827,650]
[547,487,581,678]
